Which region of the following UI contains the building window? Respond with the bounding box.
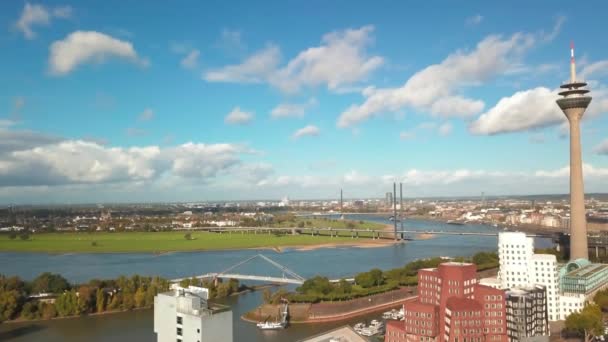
[177,316,182,325]
[177,327,182,336]
[197,328,200,333]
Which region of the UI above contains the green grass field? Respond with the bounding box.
[0,231,361,253]
[272,217,386,230]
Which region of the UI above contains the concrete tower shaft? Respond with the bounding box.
[556,43,592,260]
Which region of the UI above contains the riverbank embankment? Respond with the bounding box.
[242,287,416,324]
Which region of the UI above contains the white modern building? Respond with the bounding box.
[154,286,233,342]
[495,232,587,321]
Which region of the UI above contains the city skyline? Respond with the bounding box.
[1,1,608,203]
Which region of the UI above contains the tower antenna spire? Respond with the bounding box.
[570,40,576,83]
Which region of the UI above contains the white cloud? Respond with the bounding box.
[224,107,254,125]
[470,84,608,135]
[167,143,244,179]
[180,49,200,69]
[0,129,63,154]
[292,125,320,139]
[580,60,608,80]
[466,14,484,26]
[535,163,608,178]
[204,26,383,93]
[469,87,564,135]
[595,139,608,155]
[138,108,154,121]
[540,15,566,42]
[49,31,146,75]
[0,132,252,187]
[337,33,534,127]
[270,98,317,119]
[15,2,72,39]
[204,44,281,83]
[438,122,453,136]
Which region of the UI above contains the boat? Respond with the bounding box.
[256,321,286,330]
[446,220,465,225]
[358,320,384,336]
[257,299,289,330]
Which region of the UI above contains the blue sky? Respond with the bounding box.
[0,1,608,203]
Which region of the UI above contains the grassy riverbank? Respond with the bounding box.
[0,231,370,253]
[271,217,386,230]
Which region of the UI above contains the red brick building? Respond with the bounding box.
[386,262,507,342]
[386,320,407,342]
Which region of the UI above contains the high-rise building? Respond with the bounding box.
[556,43,592,261]
[496,232,560,321]
[387,262,508,342]
[506,285,550,341]
[154,286,233,342]
[386,192,393,206]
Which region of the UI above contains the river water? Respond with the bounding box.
[0,217,552,341]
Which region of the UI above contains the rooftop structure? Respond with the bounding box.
[556,42,592,261]
[154,286,233,342]
[559,259,608,295]
[299,325,369,342]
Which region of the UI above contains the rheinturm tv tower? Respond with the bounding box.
[556,42,592,260]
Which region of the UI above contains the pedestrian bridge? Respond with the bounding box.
[171,254,308,285]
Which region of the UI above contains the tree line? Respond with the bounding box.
[0,272,172,323]
[263,251,500,304]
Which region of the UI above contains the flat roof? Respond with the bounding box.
[565,263,608,279]
[298,325,369,342]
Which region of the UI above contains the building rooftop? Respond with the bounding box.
[158,289,231,316]
[298,325,369,342]
[446,297,482,311]
[565,263,608,279]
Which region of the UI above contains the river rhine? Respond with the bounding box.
[0,216,552,341]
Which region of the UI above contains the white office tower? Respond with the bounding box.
[154,286,233,342]
[498,232,535,288]
[497,232,560,321]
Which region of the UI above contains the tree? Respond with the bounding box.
[0,290,22,322]
[184,233,192,240]
[8,232,16,240]
[20,301,39,319]
[77,286,95,314]
[121,291,135,310]
[564,304,603,342]
[355,268,384,288]
[40,302,57,319]
[96,288,106,313]
[31,273,70,294]
[55,290,79,317]
[19,233,29,240]
[134,287,146,308]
